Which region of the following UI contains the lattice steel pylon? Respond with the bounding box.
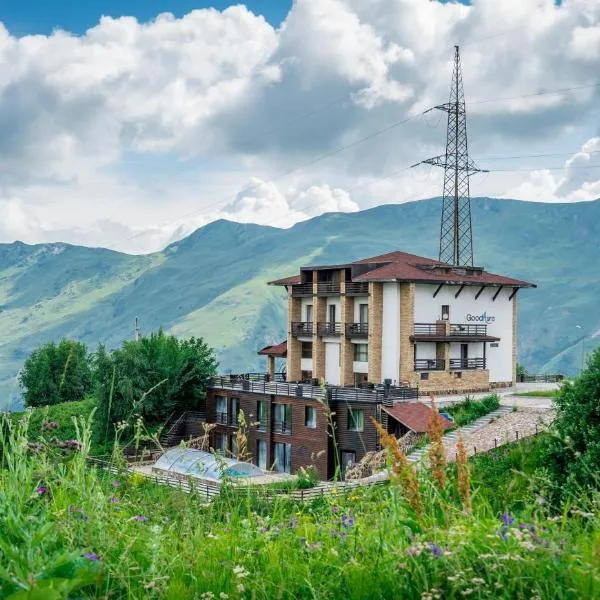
[413,46,486,266]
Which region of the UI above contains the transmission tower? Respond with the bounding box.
[413,46,486,266]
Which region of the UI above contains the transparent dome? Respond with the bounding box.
[153,447,264,481]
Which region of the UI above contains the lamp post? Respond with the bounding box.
[575,325,586,373]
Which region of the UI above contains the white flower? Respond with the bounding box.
[237,584,245,593]
[219,594,229,600]
[471,578,485,584]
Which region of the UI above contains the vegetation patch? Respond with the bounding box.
[513,390,559,398]
[444,394,501,427]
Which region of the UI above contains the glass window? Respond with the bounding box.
[273,404,292,433]
[214,432,227,454]
[341,451,356,474]
[328,304,336,323]
[257,401,268,429]
[354,344,368,362]
[231,397,240,425]
[359,303,368,324]
[257,439,267,470]
[348,408,364,432]
[230,434,238,458]
[301,342,313,359]
[305,406,317,429]
[216,396,227,424]
[273,442,292,473]
[305,304,313,323]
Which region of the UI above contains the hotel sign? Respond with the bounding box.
[465,311,495,323]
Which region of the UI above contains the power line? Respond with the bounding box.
[470,82,600,105]
[476,150,600,161]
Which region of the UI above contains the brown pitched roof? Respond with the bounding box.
[257,340,287,357]
[383,403,453,433]
[268,250,535,288]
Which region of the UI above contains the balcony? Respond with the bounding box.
[256,418,268,432]
[412,323,497,342]
[345,323,369,338]
[272,420,292,435]
[449,358,486,370]
[316,282,341,296]
[291,283,313,297]
[318,322,341,336]
[414,359,445,371]
[215,412,228,425]
[345,282,369,296]
[292,321,313,337]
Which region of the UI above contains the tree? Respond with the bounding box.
[94,330,218,442]
[544,347,600,495]
[19,340,93,407]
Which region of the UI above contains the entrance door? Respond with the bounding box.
[461,343,468,368]
[328,304,337,323]
[325,342,341,385]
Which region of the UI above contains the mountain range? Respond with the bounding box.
[1,197,599,409]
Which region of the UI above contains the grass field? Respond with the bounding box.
[513,390,560,398]
[1,410,598,599]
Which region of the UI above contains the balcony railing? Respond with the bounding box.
[414,359,446,371]
[316,282,341,295]
[345,282,369,296]
[215,412,228,425]
[413,323,488,337]
[318,322,341,336]
[292,321,313,337]
[449,358,486,370]
[256,418,268,431]
[345,322,369,338]
[272,420,292,435]
[291,283,313,297]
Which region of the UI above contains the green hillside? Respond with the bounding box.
[1,197,599,408]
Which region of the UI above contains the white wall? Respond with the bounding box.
[353,298,369,323]
[382,282,400,383]
[326,297,341,321]
[325,342,341,384]
[414,284,514,382]
[415,342,437,359]
[300,298,313,321]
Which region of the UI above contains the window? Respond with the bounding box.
[348,408,364,432]
[257,440,267,470]
[231,397,240,426]
[230,434,238,458]
[305,304,313,323]
[216,396,227,424]
[328,304,337,323]
[420,372,429,381]
[273,404,292,433]
[257,401,268,430]
[341,451,356,474]
[305,406,317,429]
[272,442,292,473]
[214,432,227,454]
[354,344,368,362]
[359,303,368,324]
[441,305,450,320]
[301,341,313,359]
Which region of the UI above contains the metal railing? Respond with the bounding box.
[328,385,419,403]
[228,372,286,383]
[215,412,228,425]
[256,418,268,431]
[413,323,488,337]
[272,420,292,434]
[344,282,369,295]
[210,377,327,400]
[449,358,486,370]
[291,283,313,297]
[317,282,341,295]
[414,359,446,371]
[345,322,368,338]
[292,321,313,337]
[318,322,341,336]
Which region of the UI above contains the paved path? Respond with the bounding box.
[406,405,515,464]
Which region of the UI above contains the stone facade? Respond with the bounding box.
[412,369,491,395]
[399,283,415,383]
[368,282,383,382]
[339,278,355,386]
[512,292,518,386]
[287,292,302,381]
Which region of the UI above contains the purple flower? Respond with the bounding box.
[35,486,47,495]
[134,515,148,522]
[83,552,99,561]
[501,513,514,526]
[427,543,443,558]
[288,517,299,529]
[111,481,121,487]
[110,496,120,504]
[341,511,354,528]
[331,505,339,514]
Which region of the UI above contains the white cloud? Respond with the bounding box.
[0,0,599,252]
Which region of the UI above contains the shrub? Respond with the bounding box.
[445,394,500,427]
[19,339,93,407]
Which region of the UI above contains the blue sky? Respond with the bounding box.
[0,0,293,35]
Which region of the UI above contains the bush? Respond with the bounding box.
[543,347,600,496]
[94,330,217,442]
[19,339,93,407]
[445,394,500,427]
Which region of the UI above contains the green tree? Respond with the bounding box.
[544,347,600,495]
[94,330,218,442]
[19,339,93,407]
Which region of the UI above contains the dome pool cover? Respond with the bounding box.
[153,447,264,481]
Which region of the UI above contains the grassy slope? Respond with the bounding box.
[2,198,600,407]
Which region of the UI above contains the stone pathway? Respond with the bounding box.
[406,405,515,464]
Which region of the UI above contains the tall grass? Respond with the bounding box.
[1,412,599,598]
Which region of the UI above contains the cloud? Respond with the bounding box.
[0,0,599,252]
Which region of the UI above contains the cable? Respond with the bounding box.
[470,82,600,105]
[475,150,600,161]
[484,164,600,173]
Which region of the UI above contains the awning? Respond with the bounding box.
[257,340,287,358]
[383,403,453,433]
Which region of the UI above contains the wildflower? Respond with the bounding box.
[288,517,299,529]
[456,431,472,513]
[536,496,546,505]
[427,397,447,491]
[206,532,218,539]
[233,566,249,579]
[201,593,215,600]
[341,512,355,528]
[332,505,339,513]
[397,562,408,570]
[461,590,474,596]
[219,594,229,600]
[42,421,59,431]
[133,515,148,522]
[447,575,459,582]
[494,583,503,589]
[35,486,47,495]
[83,552,100,561]
[237,584,245,593]
[479,553,493,559]
[111,481,121,487]
[471,578,485,584]
[426,543,443,558]
[110,496,120,504]
[501,513,515,526]
[407,545,423,557]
